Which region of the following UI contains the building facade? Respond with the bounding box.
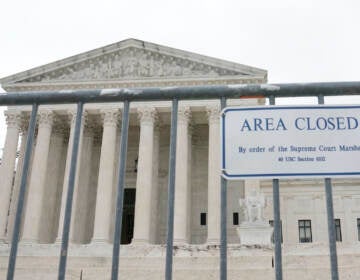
[0,39,360,279]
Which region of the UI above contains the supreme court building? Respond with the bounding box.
[1,39,360,279]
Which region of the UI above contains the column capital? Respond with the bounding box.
[178,106,191,124]
[19,114,30,134]
[100,109,120,127]
[137,106,158,125]
[4,110,21,129]
[38,110,54,128]
[206,105,221,124]
[67,109,88,126]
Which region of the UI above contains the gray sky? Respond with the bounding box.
[0,0,360,148]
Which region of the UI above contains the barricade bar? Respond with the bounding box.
[1,81,360,105]
[58,102,84,280]
[7,103,38,280]
[325,178,339,280]
[318,95,339,280]
[269,96,283,280]
[165,98,178,280]
[220,97,227,280]
[111,100,130,280]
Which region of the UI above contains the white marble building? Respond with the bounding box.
[1,39,360,279]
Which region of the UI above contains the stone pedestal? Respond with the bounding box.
[237,222,273,246]
[238,192,272,247]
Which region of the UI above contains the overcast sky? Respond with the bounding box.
[0,0,359,148]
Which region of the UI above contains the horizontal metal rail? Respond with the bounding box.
[0,81,360,105]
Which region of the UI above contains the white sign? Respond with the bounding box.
[221,105,360,179]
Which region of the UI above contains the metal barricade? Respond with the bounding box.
[1,81,360,280]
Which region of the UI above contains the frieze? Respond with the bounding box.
[4,77,265,93]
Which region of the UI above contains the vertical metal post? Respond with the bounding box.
[220,97,227,280]
[318,95,339,280]
[324,178,339,280]
[317,95,325,106]
[165,98,178,280]
[269,96,283,280]
[111,100,130,280]
[7,103,38,280]
[272,178,282,280]
[58,101,84,280]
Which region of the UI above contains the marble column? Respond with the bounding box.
[92,109,120,244]
[56,110,86,243]
[40,124,66,243]
[313,195,325,243]
[132,107,157,244]
[174,106,192,244]
[342,195,353,243]
[6,117,28,242]
[283,195,297,245]
[206,105,221,244]
[22,110,54,243]
[0,111,21,242]
[71,124,94,243]
[150,124,160,243]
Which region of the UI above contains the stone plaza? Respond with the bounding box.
[1,39,360,279]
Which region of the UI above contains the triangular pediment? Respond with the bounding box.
[0,39,267,90]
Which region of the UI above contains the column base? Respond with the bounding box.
[90,238,112,246]
[131,238,150,246]
[54,237,63,245]
[21,238,40,245]
[54,237,77,245]
[173,239,189,246]
[206,238,220,246]
[0,238,9,245]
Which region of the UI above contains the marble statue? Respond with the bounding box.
[240,192,266,224]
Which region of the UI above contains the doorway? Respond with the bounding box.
[121,188,136,244]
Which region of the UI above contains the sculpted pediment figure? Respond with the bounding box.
[0,39,267,91]
[32,47,230,82]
